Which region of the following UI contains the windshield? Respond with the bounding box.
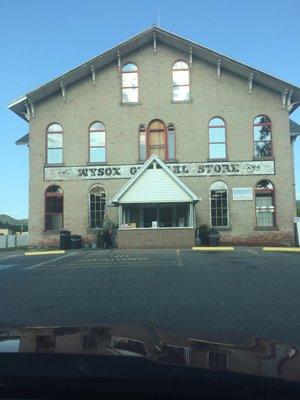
[1,0,300,393]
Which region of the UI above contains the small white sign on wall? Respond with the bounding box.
[232,187,253,201]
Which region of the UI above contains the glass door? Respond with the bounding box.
[143,207,158,228]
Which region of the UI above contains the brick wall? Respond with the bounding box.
[116,228,195,249]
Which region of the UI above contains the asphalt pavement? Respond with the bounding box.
[0,247,299,346]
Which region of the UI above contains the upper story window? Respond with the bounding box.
[89,122,106,163]
[89,185,106,229]
[45,185,63,231]
[253,115,272,158]
[172,61,190,101]
[210,181,229,227]
[139,125,147,161]
[255,180,275,227]
[139,120,176,162]
[208,118,226,159]
[122,63,138,103]
[167,124,176,160]
[46,123,63,164]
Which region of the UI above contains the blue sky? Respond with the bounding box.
[0,0,299,219]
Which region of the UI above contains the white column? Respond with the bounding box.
[189,203,194,227]
[118,205,123,227]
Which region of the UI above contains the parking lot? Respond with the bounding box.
[0,247,299,345]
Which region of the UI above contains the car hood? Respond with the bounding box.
[0,324,298,382]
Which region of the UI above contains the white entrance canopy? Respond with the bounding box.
[111,154,199,205]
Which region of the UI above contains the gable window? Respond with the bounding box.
[253,115,272,157]
[46,123,63,164]
[45,185,63,231]
[89,185,106,229]
[172,61,190,101]
[208,117,226,159]
[210,181,229,227]
[89,122,106,162]
[255,180,275,227]
[122,63,138,103]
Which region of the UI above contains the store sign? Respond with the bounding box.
[232,187,253,201]
[45,160,275,181]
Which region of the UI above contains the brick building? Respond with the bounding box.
[9,27,300,248]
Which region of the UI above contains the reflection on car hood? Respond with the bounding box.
[0,325,298,382]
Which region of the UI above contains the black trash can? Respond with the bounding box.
[60,230,71,250]
[208,233,220,246]
[70,235,82,250]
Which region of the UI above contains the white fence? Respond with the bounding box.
[0,234,29,249]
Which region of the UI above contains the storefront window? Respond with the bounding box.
[172,61,190,101]
[89,122,106,162]
[208,117,226,159]
[46,123,63,164]
[122,203,190,228]
[210,181,229,227]
[253,115,272,158]
[255,180,275,227]
[122,63,138,103]
[89,185,106,229]
[45,185,63,231]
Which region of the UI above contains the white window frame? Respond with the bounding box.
[209,181,229,228]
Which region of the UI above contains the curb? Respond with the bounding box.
[25,250,66,256]
[262,247,300,253]
[192,246,234,251]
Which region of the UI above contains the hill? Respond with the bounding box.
[0,214,28,233]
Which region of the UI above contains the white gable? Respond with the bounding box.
[119,166,192,203]
[112,154,199,204]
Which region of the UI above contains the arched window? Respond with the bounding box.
[255,180,275,227]
[46,123,63,164]
[172,61,190,101]
[253,115,272,157]
[89,122,106,162]
[210,181,229,227]
[147,120,167,160]
[45,185,63,231]
[89,185,106,229]
[208,118,226,159]
[139,124,146,161]
[122,63,138,103]
[167,124,176,160]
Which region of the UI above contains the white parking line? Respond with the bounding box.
[0,264,16,271]
[176,249,183,266]
[0,255,18,261]
[246,249,260,255]
[25,252,79,270]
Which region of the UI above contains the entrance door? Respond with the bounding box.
[148,120,166,160]
[143,207,158,228]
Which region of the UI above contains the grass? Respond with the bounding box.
[0,246,28,252]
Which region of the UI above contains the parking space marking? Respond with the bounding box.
[24,252,79,270]
[246,249,260,255]
[0,255,18,261]
[0,264,16,271]
[176,249,183,266]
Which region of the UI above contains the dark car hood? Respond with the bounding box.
[0,324,299,382]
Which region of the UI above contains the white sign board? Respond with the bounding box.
[45,160,275,181]
[232,187,253,201]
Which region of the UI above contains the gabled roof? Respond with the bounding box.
[111,154,199,204]
[15,133,29,145]
[290,119,300,134]
[8,26,300,120]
